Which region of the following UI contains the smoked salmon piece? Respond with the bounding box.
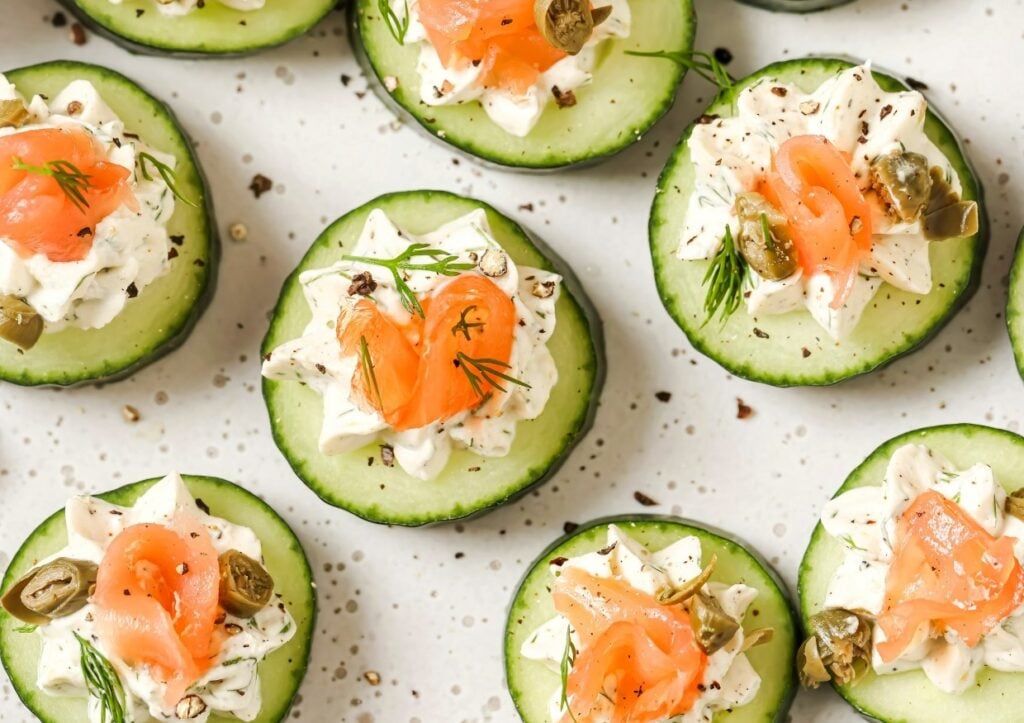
[339,274,517,431]
[553,567,707,722]
[761,135,873,308]
[0,127,135,263]
[876,490,1024,662]
[93,518,220,703]
[417,0,566,94]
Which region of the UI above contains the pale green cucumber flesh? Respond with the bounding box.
[0,475,316,723]
[352,0,694,169]
[261,190,603,526]
[798,424,1024,723]
[0,60,217,386]
[1006,227,1024,379]
[649,57,987,387]
[505,516,797,722]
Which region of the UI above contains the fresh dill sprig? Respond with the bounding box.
[559,626,578,722]
[358,335,385,412]
[455,353,530,398]
[379,0,411,45]
[12,624,37,634]
[12,157,92,213]
[138,152,198,208]
[701,226,747,325]
[451,305,485,341]
[343,243,475,317]
[760,213,775,251]
[625,49,733,91]
[75,633,127,723]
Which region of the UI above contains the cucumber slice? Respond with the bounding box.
[735,0,855,12]
[505,516,797,722]
[1006,226,1024,379]
[0,60,217,387]
[261,190,603,526]
[0,475,316,723]
[350,0,694,169]
[60,0,335,56]
[798,423,1024,723]
[649,57,987,387]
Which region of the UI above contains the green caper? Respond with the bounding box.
[1,558,98,625]
[798,608,873,688]
[741,626,774,652]
[0,295,44,351]
[657,554,717,605]
[922,167,978,240]
[689,589,741,655]
[0,99,29,129]
[219,549,274,618]
[734,192,798,281]
[534,0,612,55]
[869,150,932,223]
[1006,489,1024,522]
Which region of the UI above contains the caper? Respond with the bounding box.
[1006,489,1024,522]
[741,626,774,652]
[922,167,978,240]
[689,589,741,655]
[798,608,873,688]
[534,0,612,55]
[869,150,932,223]
[1,558,98,625]
[734,192,798,281]
[0,295,44,351]
[219,550,274,618]
[0,99,29,129]
[657,554,717,605]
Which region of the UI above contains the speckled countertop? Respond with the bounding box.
[1,0,1023,721]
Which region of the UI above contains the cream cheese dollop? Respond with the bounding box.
[821,444,1024,693]
[521,525,762,722]
[0,75,175,332]
[261,208,561,480]
[29,473,295,723]
[678,64,960,341]
[397,0,631,137]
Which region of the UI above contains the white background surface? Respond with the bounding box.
[2,0,1023,721]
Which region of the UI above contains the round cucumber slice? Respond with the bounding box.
[1006,226,1024,379]
[261,190,604,526]
[350,0,694,169]
[0,475,316,723]
[735,0,855,12]
[60,0,335,56]
[798,423,1024,723]
[0,60,217,387]
[649,57,987,387]
[505,516,797,722]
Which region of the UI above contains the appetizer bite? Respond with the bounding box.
[799,424,1024,722]
[60,0,335,56]
[262,191,602,525]
[1006,226,1024,379]
[650,58,986,386]
[0,473,315,723]
[506,517,796,721]
[351,0,695,169]
[0,61,216,387]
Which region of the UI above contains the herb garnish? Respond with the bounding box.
[75,633,127,723]
[12,157,92,213]
[559,626,578,722]
[455,353,530,398]
[701,226,747,324]
[358,335,385,411]
[451,305,485,341]
[379,0,411,45]
[625,49,734,91]
[760,213,775,251]
[138,152,198,207]
[343,243,475,317]
[13,623,37,633]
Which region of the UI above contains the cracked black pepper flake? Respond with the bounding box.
[249,174,273,198]
[125,282,138,299]
[655,391,672,403]
[697,113,719,125]
[51,11,67,27]
[597,543,617,555]
[380,444,395,468]
[348,271,378,296]
[771,87,788,97]
[802,347,812,358]
[563,521,579,535]
[195,498,211,514]
[736,399,753,419]
[550,556,568,567]
[170,234,184,246]
[69,23,87,45]
[713,47,733,64]
[634,491,659,507]
[752,328,769,339]
[168,247,179,260]
[551,86,577,109]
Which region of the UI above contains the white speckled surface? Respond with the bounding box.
[1,0,1023,721]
